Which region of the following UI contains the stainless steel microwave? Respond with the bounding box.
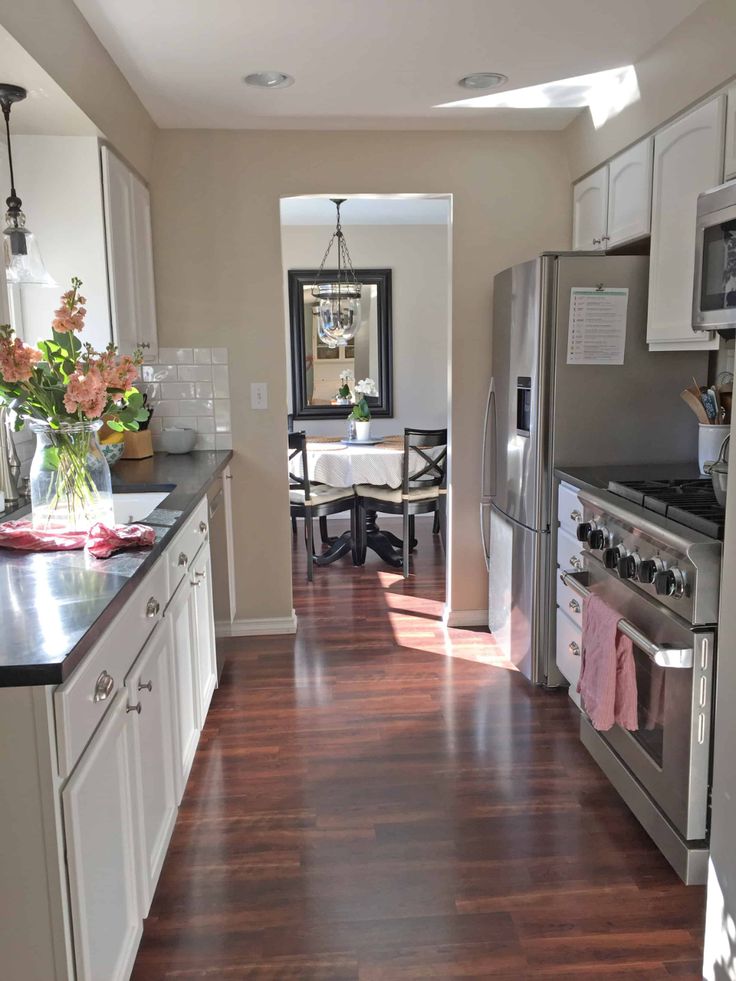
[693,179,736,333]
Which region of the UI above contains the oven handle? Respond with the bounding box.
[560,572,694,669]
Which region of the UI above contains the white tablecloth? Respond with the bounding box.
[295,442,407,488]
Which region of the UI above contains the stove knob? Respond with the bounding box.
[602,545,623,570]
[616,553,640,581]
[654,568,686,598]
[587,528,607,550]
[576,522,592,543]
[639,557,665,584]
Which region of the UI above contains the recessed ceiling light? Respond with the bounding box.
[243,71,294,89]
[458,72,508,91]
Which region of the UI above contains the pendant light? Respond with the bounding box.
[312,198,362,348]
[0,83,56,286]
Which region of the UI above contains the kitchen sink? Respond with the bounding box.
[112,490,173,524]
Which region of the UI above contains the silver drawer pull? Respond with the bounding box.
[145,597,160,619]
[127,703,142,714]
[569,555,581,570]
[138,680,153,693]
[199,520,207,535]
[195,570,205,580]
[570,509,582,522]
[568,599,581,614]
[93,670,115,703]
[569,641,581,657]
[178,552,189,567]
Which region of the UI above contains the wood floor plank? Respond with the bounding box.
[132,517,704,979]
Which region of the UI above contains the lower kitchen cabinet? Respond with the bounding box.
[126,623,178,914]
[169,575,200,801]
[191,546,217,727]
[62,690,143,981]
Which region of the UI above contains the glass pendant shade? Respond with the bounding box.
[311,199,362,347]
[317,295,361,346]
[3,216,56,286]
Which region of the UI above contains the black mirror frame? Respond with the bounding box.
[288,267,393,420]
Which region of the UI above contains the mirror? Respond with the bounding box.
[288,268,393,419]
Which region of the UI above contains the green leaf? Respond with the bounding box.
[106,419,125,432]
[126,391,144,410]
[42,446,60,470]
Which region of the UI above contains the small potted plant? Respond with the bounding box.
[335,368,354,404]
[349,377,379,441]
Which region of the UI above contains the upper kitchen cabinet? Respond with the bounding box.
[606,138,653,248]
[572,137,653,252]
[647,97,725,351]
[101,146,159,360]
[725,83,736,182]
[572,165,608,250]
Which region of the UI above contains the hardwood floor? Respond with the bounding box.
[133,516,706,979]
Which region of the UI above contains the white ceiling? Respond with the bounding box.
[280,196,450,226]
[0,26,99,136]
[72,0,705,131]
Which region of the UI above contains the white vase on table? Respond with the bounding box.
[354,420,371,442]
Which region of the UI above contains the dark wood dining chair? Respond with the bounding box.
[354,428,447,578]
[288,431,357,581]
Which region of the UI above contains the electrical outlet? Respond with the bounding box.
[250,382,268,410]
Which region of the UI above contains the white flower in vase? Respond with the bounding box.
[349,377,379,441]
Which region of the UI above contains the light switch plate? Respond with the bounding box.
[250,382,268,410]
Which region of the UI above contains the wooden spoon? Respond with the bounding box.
[681,389,711,424]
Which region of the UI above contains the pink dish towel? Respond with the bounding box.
[577,592,638,731]
[0,519,156,559]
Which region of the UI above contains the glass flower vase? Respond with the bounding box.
[29,420,114,532]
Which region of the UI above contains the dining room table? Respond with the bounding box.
[292,435,416,568]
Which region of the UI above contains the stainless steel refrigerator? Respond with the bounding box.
[480,253,707,686]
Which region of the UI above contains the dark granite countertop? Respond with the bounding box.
[0,450,232,688]
[555,462,704,494]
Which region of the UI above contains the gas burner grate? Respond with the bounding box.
[608,478,725,540]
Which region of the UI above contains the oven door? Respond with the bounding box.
[693,198,736,332]
[579,558,714,842]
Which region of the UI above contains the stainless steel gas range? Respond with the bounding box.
[562,476,724,885]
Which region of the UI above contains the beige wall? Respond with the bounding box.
[566,0,736,180]
[150,129,571,622]
[281,221,450,439]
[0,0,156,178]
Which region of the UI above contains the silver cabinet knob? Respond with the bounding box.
[592,237,601,246]
[195,569,205,580]
[199,521,208,535]
[138,680,153,693]
[127,703,142,714]
[568,599,581,614]
[93,670,115,703]
[178,552,189,567]
[145,596,160,619]
[569,641,581,657]
[569,555,582,570]
[570,509,582,523]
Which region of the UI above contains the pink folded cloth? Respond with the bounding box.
[577,591,638,731]
[0,519,156,559]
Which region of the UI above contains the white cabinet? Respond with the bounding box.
[191,545,218,727]
[126,624,178,914]
[62,691,142,981]
[607,138,653,247]
[647,97,725,351]
[572,165,608,250]
[101,146,158,360]
[169,577,200,802]
[725,84,736,181]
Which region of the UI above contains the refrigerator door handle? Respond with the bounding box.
[480,501,491,571]
[481,377,497,501]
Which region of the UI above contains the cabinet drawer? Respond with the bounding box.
[557,526,583,573]
[166,497,209,598]
[557,571,583,627]
[558,483,583,538]
[55,556,168,779]
[556,608,582,703]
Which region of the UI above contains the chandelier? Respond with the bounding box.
[311,198,362,348]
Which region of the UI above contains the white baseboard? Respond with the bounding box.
[217,610,298,637]
[443,608,488,628]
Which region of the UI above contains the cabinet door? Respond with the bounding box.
[101,147,138,358]
[648,97,724,351]
[169,582,200,803]
[725,84,736,182]
[606,137,653,247]
[130,173,159,361]
[62,690,142,981]
[191,544,218,727]
[572,165,608,250]
[126,624,177,914]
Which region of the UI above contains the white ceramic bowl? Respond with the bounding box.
[159,427,197,454]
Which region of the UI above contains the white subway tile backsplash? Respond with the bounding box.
[195,434,216,451]
[211,348,228,364]
[144,364,178,382]
[179,399,213,417]
[177,365,212,382]
[160,382,197,400]
[153,399,180,416]
[158,347,193,364]
[215,434,233,451]
[193,348,212,364]
[212,364,229,397]
[214,400,231,433]
[195,383,214,399]
[195,416,215,434]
